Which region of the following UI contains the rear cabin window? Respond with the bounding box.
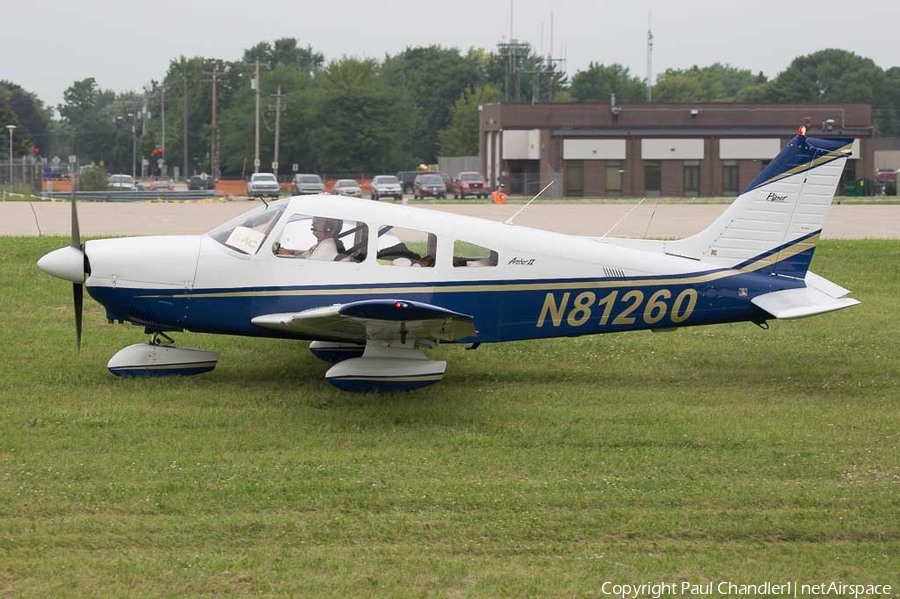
[453,240,498,267]
[271,213,368,263]
[377,225,436,267]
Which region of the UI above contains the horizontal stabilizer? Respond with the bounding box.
[252,299,476,343]
[752,286,859,320]
[804,270,852,298]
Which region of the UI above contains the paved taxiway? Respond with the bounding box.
[2,201,898,239]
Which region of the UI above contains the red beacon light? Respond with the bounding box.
[798,125,807,136]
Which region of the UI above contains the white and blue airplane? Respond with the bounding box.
[38,132,859,391]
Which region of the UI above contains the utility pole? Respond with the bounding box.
[160,85,166,173]
[254,60,260,174]
[646,12,654,103]
[273,85,284,177]
[210,64,218,179]
[183,74,188,178]
[6,125,15,186]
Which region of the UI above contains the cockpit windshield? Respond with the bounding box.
[207,199,287,254]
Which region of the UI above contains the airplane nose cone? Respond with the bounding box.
[37,246,86,283]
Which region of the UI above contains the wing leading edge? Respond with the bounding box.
[251,299,477,343]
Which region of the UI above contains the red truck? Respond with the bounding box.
[449,172,488,199]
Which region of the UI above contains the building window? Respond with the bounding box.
[644,160,661,197]
[565,161,584,197]
[683,160,700,197]
[723,160,739,196]
[605,161,624,195]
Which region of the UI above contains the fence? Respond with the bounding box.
[0,159,43,192]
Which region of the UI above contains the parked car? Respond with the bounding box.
[332,179,362,197]
[292,173,325,195]
[247,173,281,198]
[369,175,403,201]
[396,171,422,194]
[148,180,174,192]
[449,171,488,199]
[188,174,215,191]
[413,173,447,199]
[875,169,897,184]
[108,174,136,191]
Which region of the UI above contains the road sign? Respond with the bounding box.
[158,159,164,169]
[292,163,299,172]
[68,155,77,165]
[51,156,61,166]
[272,162,278,170]
[253,158,260,168]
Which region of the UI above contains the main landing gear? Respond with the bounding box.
[309,341,446,392]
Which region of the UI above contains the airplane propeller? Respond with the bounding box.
[37,197,90,349]
[71,197,83,349]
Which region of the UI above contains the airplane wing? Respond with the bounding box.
[251,299,477,343]
[751,271,860,320]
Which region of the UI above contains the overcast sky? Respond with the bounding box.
[3,0,898,110]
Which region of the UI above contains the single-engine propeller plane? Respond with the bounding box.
[38,132,859,391]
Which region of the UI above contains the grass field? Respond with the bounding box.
[1,237,898,596]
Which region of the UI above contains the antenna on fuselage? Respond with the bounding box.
[598,197,648,240]
[503,180,554,226]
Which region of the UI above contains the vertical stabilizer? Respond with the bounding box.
[667,135,852,278]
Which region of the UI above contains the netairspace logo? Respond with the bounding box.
[600,581,892,598]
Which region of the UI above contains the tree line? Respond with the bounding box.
[2,41,898,178]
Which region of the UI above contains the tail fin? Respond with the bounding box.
[668,134,852,278]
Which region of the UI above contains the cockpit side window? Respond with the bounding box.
[271,213,368,263]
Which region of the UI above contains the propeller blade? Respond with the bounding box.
[73,283,83,350]
[70,195,81,249]
[72,195,84,350]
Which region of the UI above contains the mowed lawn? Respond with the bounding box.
[0,237,897,596]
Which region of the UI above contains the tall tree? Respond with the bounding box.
[569,63,647,103]
[242,38,325,72]
[306,58,416,173]
[758,49,884,103]
[57,78,118,168]
[438,84,501,156]
[0,81,50,156]
[653,64,759,102]
[382,46,483,163]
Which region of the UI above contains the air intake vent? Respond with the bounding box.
[603,267,626,279]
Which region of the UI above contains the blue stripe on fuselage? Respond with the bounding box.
[87,266,802,344]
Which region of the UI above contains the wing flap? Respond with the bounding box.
[252,299,476,343]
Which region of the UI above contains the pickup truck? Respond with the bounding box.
[247,173,281,198]
[449,172,488,199]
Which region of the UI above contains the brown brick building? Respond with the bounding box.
[479,102,874,198]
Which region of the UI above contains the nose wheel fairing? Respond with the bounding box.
[107,333,219,377]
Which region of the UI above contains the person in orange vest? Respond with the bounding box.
[491,183,508,205]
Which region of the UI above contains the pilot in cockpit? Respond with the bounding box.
[275,216,345,260]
